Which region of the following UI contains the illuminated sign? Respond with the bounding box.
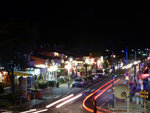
[139,91,148,98]
[141,73,150,79]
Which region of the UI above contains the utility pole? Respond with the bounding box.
[126,47,129,87]
[11,50,15,94]
[112,50,116,110]
[93,98,97,113]
[134,50,137,87]
[96,58,97,75]
[148,69,150,92]
[112,51,115,73]
[112,75,117,110]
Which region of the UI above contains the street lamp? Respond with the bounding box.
[132,50,137,86]
[112,75,117,110]
[121,47,129,87]
[106,50,117,110]
[105,49,115,73]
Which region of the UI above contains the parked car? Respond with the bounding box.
[83,78,89,86]
[72,78,85,88]
[97,69,105,76]
[86,76,94,84]
[92,69,105,77]
[92,74,99,82]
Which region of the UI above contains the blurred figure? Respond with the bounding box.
[139,97,143,107]
[135,92,140,104]
[132,94,136,103]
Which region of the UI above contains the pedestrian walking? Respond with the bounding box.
[135,92,140,104]
[132,95,135,103]
[140,97,143,107]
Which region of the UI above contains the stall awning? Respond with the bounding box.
[10,71,33,76]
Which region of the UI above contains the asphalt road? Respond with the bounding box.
[33,67,137,113]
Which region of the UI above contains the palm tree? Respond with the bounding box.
[83,63,89,78]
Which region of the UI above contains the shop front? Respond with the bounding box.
[0,71,11,88]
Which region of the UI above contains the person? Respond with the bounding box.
[135,92,140,105]
[132,94,135,103]
[139,97,143,107]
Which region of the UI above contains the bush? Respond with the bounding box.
[39,82,48,89]
[59,78,65,84]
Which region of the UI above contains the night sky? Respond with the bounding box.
[1,2,150,55]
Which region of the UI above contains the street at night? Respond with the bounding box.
[8,66,145,113]
[1,2,150,113]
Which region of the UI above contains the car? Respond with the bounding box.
[92,74,99,82]
[97,69,105,76]
[92,69,105,77]
[83,78,89,86]
[86,76,94,84]
[72,78,85,88]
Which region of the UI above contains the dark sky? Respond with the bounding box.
[1,2,150,54]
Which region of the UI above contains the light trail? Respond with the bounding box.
[83,79,113,113]
[95,79,120,100]
[82,79,120,113]
[56,93,82,108]
[32,109,48,113]
[20,109,37,113]
[94,79,120,113]
[46,94,74,108]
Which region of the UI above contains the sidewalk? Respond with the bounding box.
[114,100,145,113]
[5,81,84,113]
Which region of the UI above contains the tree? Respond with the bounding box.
[83,63,89,78]
[103,59,109,69]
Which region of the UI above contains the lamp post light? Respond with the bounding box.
[133,50,137,86]
[112,75,117,110]
[106,49,116,73]
[126,48,129,87]
[122,47,129,87]
[108,50,117,110]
